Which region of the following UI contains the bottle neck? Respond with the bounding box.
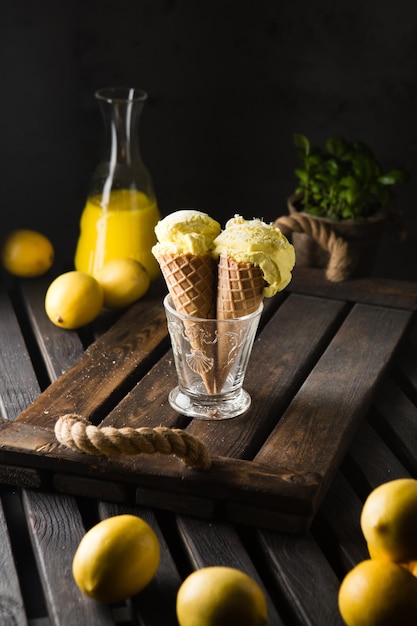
[90,88,155,202]
[97,89,146,167]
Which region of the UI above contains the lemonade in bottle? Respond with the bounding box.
[74,88,161,281]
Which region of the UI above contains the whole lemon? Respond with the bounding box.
[360,478,417,563]
[72,514,160,604]
[95,258,150,309]
[45,271,103,329]
[1,229,54,277]
[176,566,267,626]
[338,559,417,626]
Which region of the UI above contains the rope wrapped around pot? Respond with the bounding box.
[54,414,211,470]
[274,213,354,282]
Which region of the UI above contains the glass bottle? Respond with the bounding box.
[74,87,161,281]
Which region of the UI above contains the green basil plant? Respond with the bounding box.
[293,133,408,221]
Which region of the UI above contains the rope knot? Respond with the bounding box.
[275,213,354,282]
[54,414,211,470]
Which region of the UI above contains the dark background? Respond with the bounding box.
[1,0,416,278]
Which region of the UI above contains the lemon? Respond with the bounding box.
[176,566,267,626]
[45,271,103,329]
[1,229,54,277]
[360,478,417,563]
[406,561,417,576]
[338,559,417,626]
[95,258,150,309]
[72,514,160,604]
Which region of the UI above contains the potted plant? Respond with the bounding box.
[281,133,408,278]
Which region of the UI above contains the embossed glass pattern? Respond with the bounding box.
[164,295,262,420]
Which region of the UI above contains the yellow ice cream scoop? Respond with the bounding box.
[212,215,295,296]
[152,210,221,256]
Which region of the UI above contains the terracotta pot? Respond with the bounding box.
[287,195,388,278]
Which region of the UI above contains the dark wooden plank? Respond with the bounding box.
[371,378,417,476]
[312,471,368,573]
[0,283,115,625]
[87,353,181,430]
[289,266,417,311]
[23,489,115,625]
[341,419,411,498]
[0,500,28,624]
[393,340,417,402]
[255,305,411,491]
[317,373,417,578]
[0,422,320,516]
[185,293,348,457]
[0,287,40,419]
[256,529,344,626]
[15,290,169,426]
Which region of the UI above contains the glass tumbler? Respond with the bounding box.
[164,295,262,420]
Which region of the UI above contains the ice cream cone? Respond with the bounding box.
[153,210,295,402]
[157,253,216,318]
[216,254,265,320]
[214,254,264,391]
[157,252,218,394]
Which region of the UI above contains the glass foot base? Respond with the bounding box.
[168,386,251,420]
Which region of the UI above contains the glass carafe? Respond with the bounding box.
[74,87,161,281]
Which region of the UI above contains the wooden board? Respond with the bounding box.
[0,275,413,533]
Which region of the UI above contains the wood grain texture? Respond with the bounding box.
[257,529,344,626]
[0,287,41,420]
[0,279,114,625]
[255,305,411,478]
[15,289,169,426]
[0,502,28,625]
[0,269,416,624]
[0,280,413,533]
[290,267,417,311]
[23,489,115,625]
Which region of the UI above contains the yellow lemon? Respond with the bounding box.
[176,566,267,626]
[338,559,417,626]
[72,514,160,604]
[95,258,150,309]
[45,271,103,329]
[361,478,417,563]
[405,561,417,576]
[1,229,54,277]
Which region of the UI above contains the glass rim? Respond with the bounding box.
[95,87,148,103]
[163,294,263,323]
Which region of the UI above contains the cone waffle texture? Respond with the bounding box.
[216,253,265,320]
[158,253,217,394]
[213,254,265,392]
[157,253,216,319]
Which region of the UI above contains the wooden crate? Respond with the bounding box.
[0,268,415,533]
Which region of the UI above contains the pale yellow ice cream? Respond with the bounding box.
[212,215,295,296]
[152,210,221,256]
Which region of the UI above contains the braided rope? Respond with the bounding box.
[274,213,354,282]
[54,414,211,470]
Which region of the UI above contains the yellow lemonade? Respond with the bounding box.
[74,189,160,281]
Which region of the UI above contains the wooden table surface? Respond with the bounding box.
[0,266,416,626]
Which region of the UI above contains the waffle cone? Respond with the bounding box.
[158,253,217,394]
[214,254,265,391]
[157,253,216,319]
[216,254,265,320]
